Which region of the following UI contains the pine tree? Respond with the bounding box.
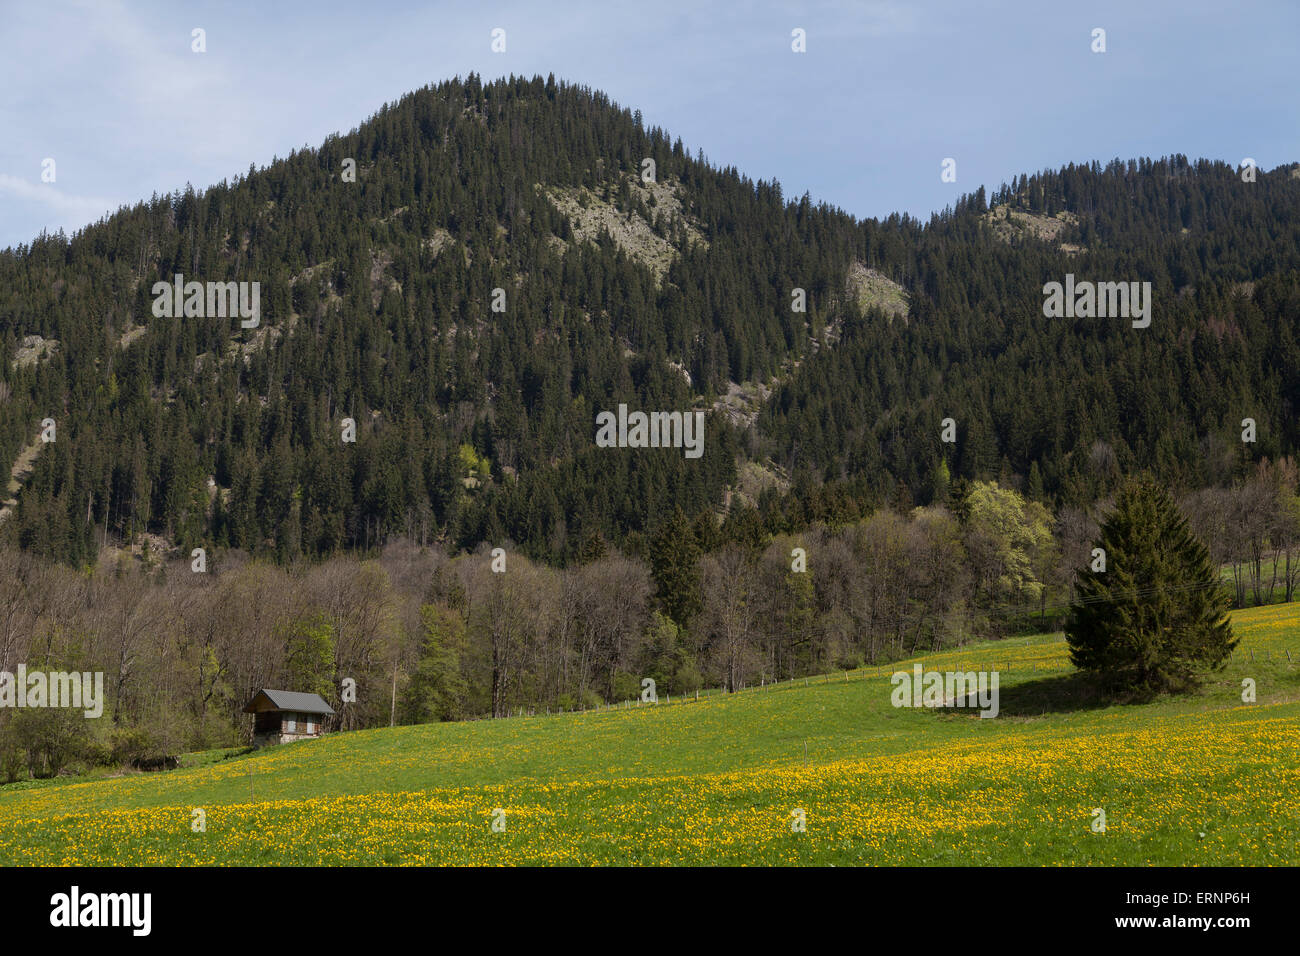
[931,458,951,506]
[1066,476,1235,692]
[649,506,701,628]
[576,527,607,565]
[1027,461,1044,502]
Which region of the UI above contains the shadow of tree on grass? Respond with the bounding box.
[920,670,1159,718]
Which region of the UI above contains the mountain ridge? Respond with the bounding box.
[2,73,1299,567]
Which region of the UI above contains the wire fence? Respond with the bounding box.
[476,639,1292,721]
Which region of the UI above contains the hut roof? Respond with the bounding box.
[243,689,336,716]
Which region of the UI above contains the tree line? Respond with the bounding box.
[2,464,1296,780]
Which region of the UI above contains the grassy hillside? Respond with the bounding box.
[2,603,1297,866]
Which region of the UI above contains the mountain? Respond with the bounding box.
[2,73,1300,568]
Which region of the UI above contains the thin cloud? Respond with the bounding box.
[0,174,117,225]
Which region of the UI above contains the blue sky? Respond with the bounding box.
[1,0,1296,250]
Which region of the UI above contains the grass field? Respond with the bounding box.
[1,603,1298,866]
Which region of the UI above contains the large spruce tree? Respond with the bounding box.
[1066,476,1235,692]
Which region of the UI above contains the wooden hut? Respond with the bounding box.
[243,689,335,747]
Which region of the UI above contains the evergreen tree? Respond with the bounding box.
[576,527,608,565]
[1066,476,1235,692]
[649,506,701,628]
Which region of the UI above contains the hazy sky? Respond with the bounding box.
[1,0,1296,250]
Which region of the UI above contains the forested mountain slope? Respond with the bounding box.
[2,73,1298,566]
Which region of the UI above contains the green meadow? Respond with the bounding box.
[1,603,1296,866]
